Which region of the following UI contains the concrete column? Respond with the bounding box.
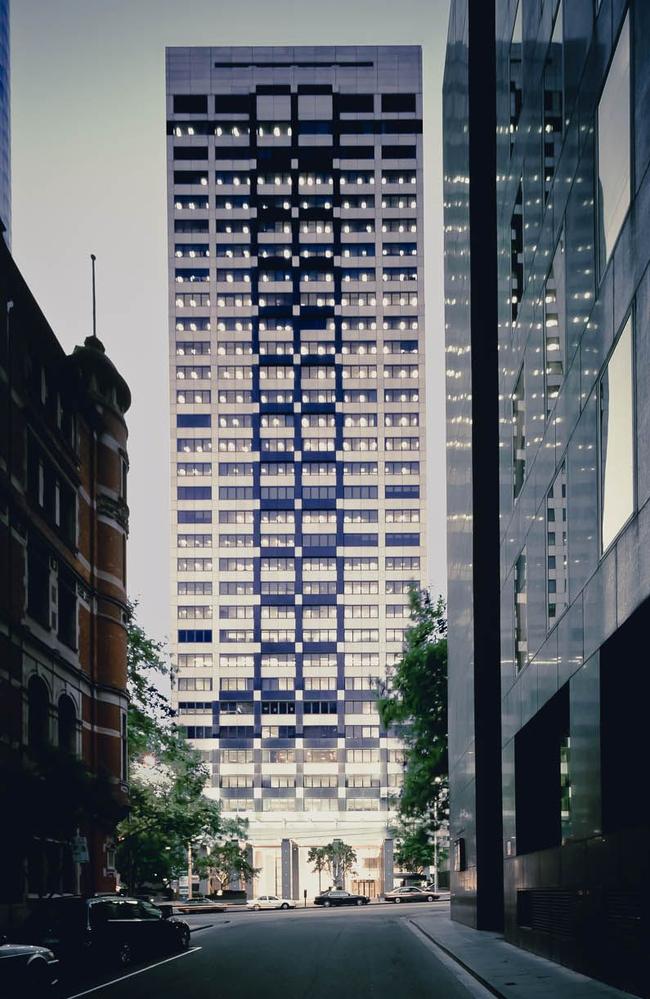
[383,838,394,894]
[281,838,292,899]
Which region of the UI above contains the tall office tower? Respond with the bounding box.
[0,0,11,244]
[166,46,426,899]
[445,1,650,993]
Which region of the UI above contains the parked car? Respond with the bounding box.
[383,886,440,904]
[247,895,296,911]
[22,896,190,971]
[0,939,59,996]
[314,889,370,907]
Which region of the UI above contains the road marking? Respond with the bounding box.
[63,946,202,998]
[403,920,495,999]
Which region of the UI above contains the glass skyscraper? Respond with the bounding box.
[165,45,426,897]
[0,0,11,245]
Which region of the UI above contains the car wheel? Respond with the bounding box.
[178,925,190,950]
[117,941,133,968]
[281,903,289,910]
[356,899,363,906]
[427,895,434,902]
[394,897,401,904]
[323,900,331,907]
[27,959,51,994]
[253,904,261,911]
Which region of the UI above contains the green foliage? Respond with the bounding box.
[377,588,448,872]
[201,830,258,891]
[311,841,358,886]
[116,604,251,891]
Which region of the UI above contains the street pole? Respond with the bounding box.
[433,798,439,894]
[187,845,193,900]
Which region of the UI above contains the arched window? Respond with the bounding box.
[27,676,50,751]
[57,694,76,755]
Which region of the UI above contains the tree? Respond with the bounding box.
[322,840,357,887]
[377,589,448,874]
[116,604,253,892]
[201,830,258,894]
[307,846,328,892]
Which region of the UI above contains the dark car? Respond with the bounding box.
[314,889,370,907]
[22,896,190,971]
[0,940,59,997]
[383,886,440,903]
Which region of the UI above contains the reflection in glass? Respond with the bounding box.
[543,1,564,200]
[560,732,571,843]
[597,13,630,273]
[509,2,523,151]
[513,369,526,497]
[544,231,566,417]
[600,318,634,551]
[515,551,528,671]
[546,463,567,626]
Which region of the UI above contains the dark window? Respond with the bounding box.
[57,695,76,754]
[174,146,208,160]
[337,94,374,113]
[515,686,569,854]
[178,486,212,500]
[381,94,416,113]
[27,539,50,628]
[601,597,650,832]
[177,414,211,428]
[382,145,416,159]
[173,95,207,114]
[385,484,419,499]
[178,510,212,524]
[214,94,250,113]
[57,566,77,649]
[28,676,50,752]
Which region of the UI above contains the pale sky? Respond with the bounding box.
[10,0,450,646]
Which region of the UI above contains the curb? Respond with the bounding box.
[409,919,505,999]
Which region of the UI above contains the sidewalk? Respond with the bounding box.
[410,908,637,999]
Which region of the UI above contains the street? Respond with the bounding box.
[60,903,490,999]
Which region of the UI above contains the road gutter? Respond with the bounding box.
[407,919,504,998]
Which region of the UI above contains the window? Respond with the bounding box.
[544,232,566,417]
[515,551,528,671]
[27,539,50,627]
[510,182,523,324]
[600,318,634,550]
[346,749,379,763]
[597,13,631,273]
[381,93,415,113]
[178,677,213,691]
[515,687,569,852]
[386,556,419,571]
[304,749,338,763]
[263,749,296,763]
[27,676,49,751]
[57,695,76,754]
[178,653,213,668]
[512,369,525,498]
[176,580,212,596]
[509,2,523,149]
[543,2,564,200]
[221,749,254,763]
[547,464,568,626]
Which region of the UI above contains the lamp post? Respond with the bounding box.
[432,776,442,894]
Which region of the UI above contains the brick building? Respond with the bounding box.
[0,233,131,927]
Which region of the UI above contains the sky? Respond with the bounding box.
[10,0,451,647]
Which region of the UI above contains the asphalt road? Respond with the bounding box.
[59,903,491,999]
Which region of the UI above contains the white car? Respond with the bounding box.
[247,895,296,911]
